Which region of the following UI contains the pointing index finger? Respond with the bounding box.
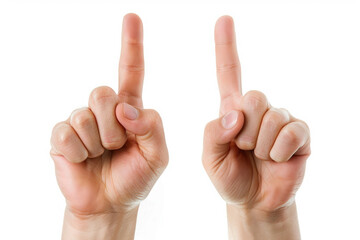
[215,16,242,103]
[118,13,144,108]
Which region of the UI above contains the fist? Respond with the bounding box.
[202,16,311,212]
[50,14,168,216]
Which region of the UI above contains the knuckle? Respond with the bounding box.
[243,90,268,112]
[70,109,93,129]
[148,109,162,126]
[101,134,127,150]
[298,120,310,134]
[102,141,123,150]
[124,38,143,45]
[159,150,169,170]
[89,148,105,158]
[118,91,142,104]
[282,127,301,146]
[89,86,116,105]
[201,156,208,169]
[235,136,256,150]
[263,109,289,128]
[216,62,240,73]
[204,121,214,138]
[279,107,291,117]
[54,124,74,147]
[119,63,144,73]
[254,149,268,160]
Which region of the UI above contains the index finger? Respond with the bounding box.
[118,13,144,108]
[215,16,242,102]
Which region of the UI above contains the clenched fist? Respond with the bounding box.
[202,16,311,239]
[50,14,168,240]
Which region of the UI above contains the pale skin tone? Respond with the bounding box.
[202,16,311,240]
[50,14,168,240]
[50,14,310,240]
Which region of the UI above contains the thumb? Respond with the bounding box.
[116,102,168,173]
[202,110,244,170]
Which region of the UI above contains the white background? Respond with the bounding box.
[0,2,359,239]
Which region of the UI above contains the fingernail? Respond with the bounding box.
[123,103,138,120]
[222,110,238,129]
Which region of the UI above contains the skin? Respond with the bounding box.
[50,13,310,239]
[50,13,168,240]
[202,16,311,240]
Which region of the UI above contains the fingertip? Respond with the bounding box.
[116,102,148,136]
[122,13,143,43]
[222,110,245,142]
[221,110,238,129]
[122,102,139,120]
[221,110,244,130]
[215,15,235,44]
[116,102,139,121]
[123,13,142,26]
[216,15,234,27]
[115,102,124,122]
[269,149,289,163]
[123,12,140,19]
[205,110,244,147]
[203,110,244,163]
[238,110,245,130]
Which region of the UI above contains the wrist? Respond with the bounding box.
[62,205,139,240]
[226,202,300,240]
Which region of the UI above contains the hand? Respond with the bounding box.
[50,14,168,239]
[202,16,311,239]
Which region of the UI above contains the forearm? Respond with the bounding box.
[227,202,300,240]
[62,206,139,240]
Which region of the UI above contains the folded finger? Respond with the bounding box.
[89,86,127,150]
[270,121,310,162]
[50,122,88,163]
[254,108,291,160]
[69,107,104,158]
[235,90,269,150]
